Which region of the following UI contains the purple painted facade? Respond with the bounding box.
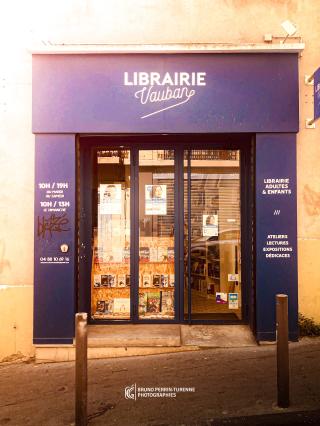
[32,53,299,344]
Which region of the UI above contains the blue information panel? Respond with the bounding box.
[34,135,76,344]
[256,134,298,341]
[314,67,320,121]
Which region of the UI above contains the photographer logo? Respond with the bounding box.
[124,384,195,400]
[124,384,136,400]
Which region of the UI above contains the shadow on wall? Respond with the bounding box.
[303,185,320,216]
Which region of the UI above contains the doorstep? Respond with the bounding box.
[34,345,199,363]
[34,324,256,363]
[88,324,181,347]
[180,325,257,347]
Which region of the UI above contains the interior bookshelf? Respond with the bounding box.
[189,239,221,296]
[91,236,175,319]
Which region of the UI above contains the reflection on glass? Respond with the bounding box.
[184,150,241,320]
[91,150,131,319]
[138,150,175,319]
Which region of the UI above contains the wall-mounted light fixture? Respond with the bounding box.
[264,20,300,44]
[281,20,297,38]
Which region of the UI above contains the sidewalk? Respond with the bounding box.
[0,338,319,425]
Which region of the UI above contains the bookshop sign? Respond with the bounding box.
[32,53,298,133]
[123,71,206,119]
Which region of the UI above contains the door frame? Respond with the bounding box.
[78,134,253,325]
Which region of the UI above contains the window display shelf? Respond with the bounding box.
[139,261,174,264]
[93,287,130,289]
[94,262,130,265]
[139,314,175,319]
[92,315,130,320]
[139,286,174,290]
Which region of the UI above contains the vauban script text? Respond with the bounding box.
[124,71,206,119]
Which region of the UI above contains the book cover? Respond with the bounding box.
[160,291,174,314]
[122,247,130,263]
[142,274,151,287]
[139,247,150,262]
[139,292,148,315]
[161,274,169,287]
[109,274,116,287]
[104,299,113,314]
[167,247,174,262]
[169,274,175,287]
[96,300,105,313]
[113,298,130,315]
[147,292,161,313]
[149,247,158,262]
[152,274,161,287]
[93,274,101,288]
[157,247,167,262]
[118,274,126,288]
[101,275,109,287]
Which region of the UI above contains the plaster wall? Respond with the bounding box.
[0,0,319,360]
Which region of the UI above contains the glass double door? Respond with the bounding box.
[89,146,241,322]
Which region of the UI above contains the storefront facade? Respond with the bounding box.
[32,50,299,345]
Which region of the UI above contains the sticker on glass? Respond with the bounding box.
[228,273,239,282]
[215,292,228,304]
[228,293,239,309]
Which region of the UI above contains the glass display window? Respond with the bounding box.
[83,142,244,324]
[184,150,242,320]
[91,149,131,320]
[138,150,175,319]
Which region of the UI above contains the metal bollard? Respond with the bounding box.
[276,294,290,408]
[75,313,88,426]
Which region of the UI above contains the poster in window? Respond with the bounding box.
[202,214,218,237]
[145,184,167,215]
[99,184,122,214]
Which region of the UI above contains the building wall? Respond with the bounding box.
[0,0,319,360]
